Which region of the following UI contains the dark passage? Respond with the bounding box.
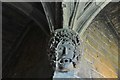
[2,2,55,78]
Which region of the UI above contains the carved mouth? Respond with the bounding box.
[58,67,69,73]
[57,64,70,73]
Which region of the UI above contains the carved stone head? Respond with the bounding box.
[48,29,83,72]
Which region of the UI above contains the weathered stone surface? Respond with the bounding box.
[78,2,119,78]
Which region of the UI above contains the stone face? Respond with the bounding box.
[48,29,83,74]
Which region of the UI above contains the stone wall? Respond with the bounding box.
[77,3,119,78]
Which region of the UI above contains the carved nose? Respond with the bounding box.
[62,47,68,55]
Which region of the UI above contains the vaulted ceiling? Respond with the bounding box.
[2,1,120,78]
